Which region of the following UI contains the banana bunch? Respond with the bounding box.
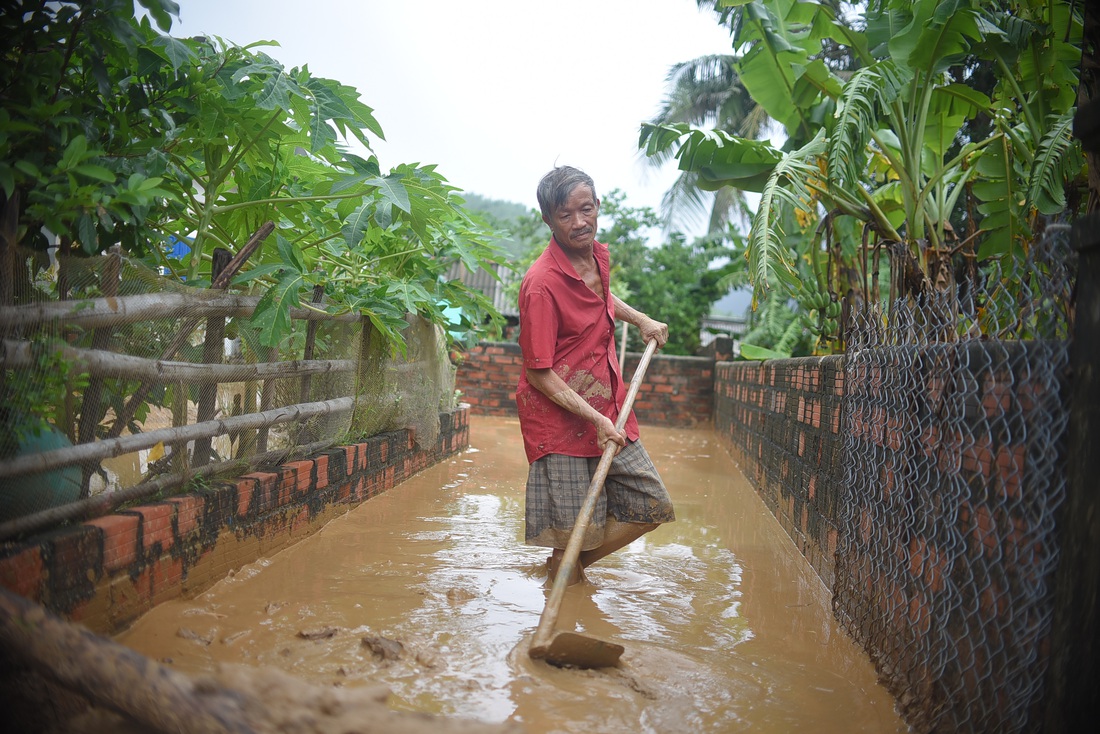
[799,283,841,337]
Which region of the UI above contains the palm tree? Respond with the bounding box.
[642,53,767,235]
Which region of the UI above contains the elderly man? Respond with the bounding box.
[516,165,675,586]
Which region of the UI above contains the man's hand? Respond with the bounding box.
[612,294,669,349]
[595,414,627,453]
[638,316,669,349]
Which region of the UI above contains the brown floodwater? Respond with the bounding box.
[116,416,907,733]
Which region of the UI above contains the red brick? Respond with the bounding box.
[961,435,994,477]
[132,504,174,553]
[286,460,314,492]
[150,556,184,605]
[85,514,140,572]
[0,545,44,599]
[313,455,330,489]
[167,495,203,538]
[236,477,257,516]
[995,443,1025,499]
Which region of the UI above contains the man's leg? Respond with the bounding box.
[579,519,658,568]
[546,548,587,586]
[575,440,674,574]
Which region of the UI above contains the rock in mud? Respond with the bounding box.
[361,634,404,661]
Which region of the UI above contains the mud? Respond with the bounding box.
[116,416,907,733]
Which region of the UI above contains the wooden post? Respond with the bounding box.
[105,221,274,441]
[191,248,231,467]
[0,190,18,309]
[295,283,326,445]
[1042,91,1100,730]
[76,246,121,497]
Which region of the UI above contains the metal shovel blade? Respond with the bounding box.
[530,631,625,669]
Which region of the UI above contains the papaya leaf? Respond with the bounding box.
[342,201,374,249]
[369,174,411,214]
[251,268,305,348]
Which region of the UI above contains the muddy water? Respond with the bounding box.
[117,416,907,733]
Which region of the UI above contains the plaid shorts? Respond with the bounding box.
[525,439,675,550]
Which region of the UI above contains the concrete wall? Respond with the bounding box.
[0,408,469,635]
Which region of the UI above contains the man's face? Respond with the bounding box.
[544,185,599,254]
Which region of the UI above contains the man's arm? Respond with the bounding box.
[612,294,669,348]
[525,368,627,450]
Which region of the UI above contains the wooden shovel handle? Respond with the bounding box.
[530,338,659,654]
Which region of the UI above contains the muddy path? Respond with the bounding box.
[117,416,906,733]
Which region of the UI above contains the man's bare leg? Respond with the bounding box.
[579,519,658,568]
[546,550,587,587]
[546,520,659,586]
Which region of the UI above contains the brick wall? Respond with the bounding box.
[713,357,845,587]
[713,345,1069,733]
[0,408,469,635]
[455,340,723,428]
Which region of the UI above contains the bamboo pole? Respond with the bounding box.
[255,346,276,454]
[0,292,360,331]
[299,283,326,404]
[0,397,354,482]
[0,340,354,382]
[0,292,261,330]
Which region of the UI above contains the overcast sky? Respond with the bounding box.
[172,0,734,224]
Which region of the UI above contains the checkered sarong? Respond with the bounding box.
[525,439,675,550]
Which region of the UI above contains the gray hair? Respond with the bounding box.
[536,166,597,220]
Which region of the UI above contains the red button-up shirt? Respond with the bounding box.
[515,238,638,463]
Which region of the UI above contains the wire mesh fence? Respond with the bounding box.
[0,248,458,540]
[834,222,1076,733]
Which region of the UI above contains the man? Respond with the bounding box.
[516,165,675,586]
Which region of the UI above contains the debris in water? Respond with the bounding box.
[220,630,249,645]
[176,627,213,646]
[445,587,476,603]
[361,634,404,661]
[298,626,339,640]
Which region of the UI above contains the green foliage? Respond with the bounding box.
[645,0,1085,352]
[1,1,505,356]
[597,192,734,356]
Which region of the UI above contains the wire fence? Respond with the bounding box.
[0,248,458,541]
[834,222,1076,733]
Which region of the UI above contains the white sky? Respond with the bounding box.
[172,0,735,223]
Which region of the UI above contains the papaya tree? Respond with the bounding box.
[0,0,504,353]
[642,0,1086,351]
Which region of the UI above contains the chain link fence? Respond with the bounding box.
[835,222,1076,733]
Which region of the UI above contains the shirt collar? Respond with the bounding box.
[548,237,606,282]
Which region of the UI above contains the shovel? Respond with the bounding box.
[528,338,659,668]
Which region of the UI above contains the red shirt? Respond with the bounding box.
[515,238,639,463]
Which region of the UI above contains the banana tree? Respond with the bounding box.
[641,0,1085,348]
